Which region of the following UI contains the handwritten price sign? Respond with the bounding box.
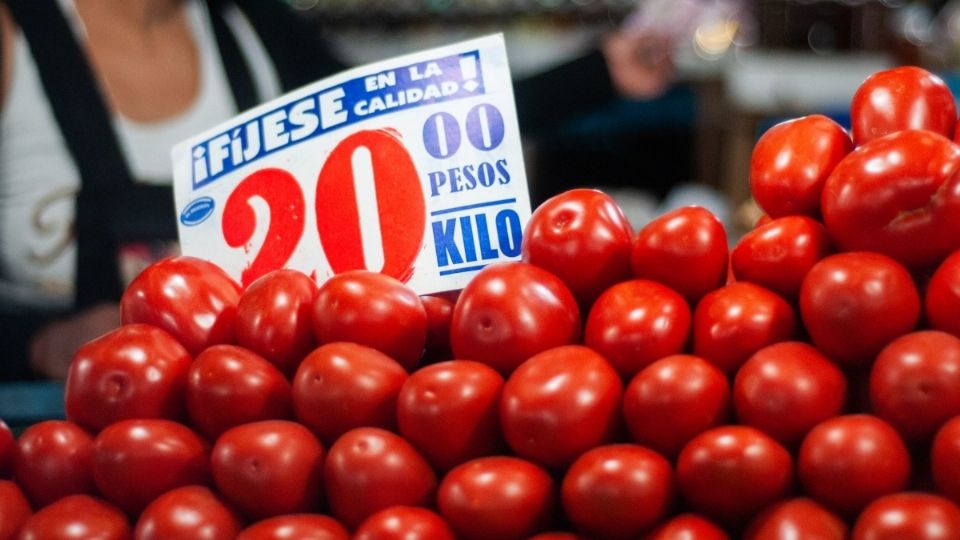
[172,34,531,293]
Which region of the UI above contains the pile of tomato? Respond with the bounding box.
[2,64,960,540]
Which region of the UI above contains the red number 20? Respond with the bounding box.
[221,129,426,287]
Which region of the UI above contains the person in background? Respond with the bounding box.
[0,0,673,380]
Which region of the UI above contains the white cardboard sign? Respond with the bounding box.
[172,34,531,292]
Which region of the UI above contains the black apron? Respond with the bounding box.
[5,0,259,309]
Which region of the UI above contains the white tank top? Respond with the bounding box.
[0,0,281,308]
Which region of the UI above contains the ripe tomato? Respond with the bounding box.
[421,294,454,364]
[0,421,12,479]
[501,345,623,468]
[324,427,436,529]
[852,492,960,540]
[187,345,292,441]
[17,495,130,540]
[134,486,242,540]
[397,360,505,471]
[641,514,729,540]
[312,270,426,371]
[734,342,847,447]
[871,331,960,443]
[0,480,31,540]
[693,282,795,374]
[211,420,324,520]
[631,206,728,303]
[292,342,408,446]
[744,498,847,540]
[237,515,349,540]
[92,419,209,515]
[438,456,556,540]
[927,250,960,337]
[65,323,191,432]
[749,114,852,218]
[354,506,456,540]
[798,415,910,515]
[821,130,960,270]
[623,354,730,458]
[450,262,580,375]
[676,426,793,524]
[584,280,691,378]
[521,188,634,308]
[236,269,317,376]
[800,252,920,367]
[13,420,95,507]
[932,416,960,503]
[561,444,673,540]
[730,216,833,300]
[527,534,586,540]
[121,256,241,356]
[850,66,957,146]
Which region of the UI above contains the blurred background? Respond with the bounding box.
[275,0,956,233]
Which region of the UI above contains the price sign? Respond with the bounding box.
[172,34,531,293]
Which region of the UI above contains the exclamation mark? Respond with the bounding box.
[460,55,480,92]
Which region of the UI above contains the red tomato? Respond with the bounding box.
[623,354,731,458]
[92,419,209,515]
[744,498,847,540]
[450,262,581,375]
[927,250,960,337]
[561,444,673,540]
[526,534,586,540]
[0,480,31,540]
[584,280,691,378]
[211,420,324,520]
[292,342,407,446]
[312,270,426,371]
[187,345,292,441]
[852,492,960,540]
[749,114,853,217]
[121,256,241,356]
[18,495,130,540]
[734,342,847,447]
[237,515,349,540]
[870,331,960,443]
[641,514,729,540]
[438,456,556,540]
[236,269,317,376]
[800,252,920,367]
[65,324,191,432]
[798,414,910,515]
[421,295,454,364]
[0,421,12,479]
[397,360,505,471]
[730,216,833,300]
[13,420,95,507]
[850,66,957,146]
[501,345,623,468]
[631,206,728,303]
[324,427,436,530]
[676,426,793,524]
[693,282,795,374]
[933,415,960,506]
[354,506,456,540]
[821,130,960,270]
[521,188,634,308]
[134,486,242,540]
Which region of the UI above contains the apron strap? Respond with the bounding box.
[208,0,259,111]
[7,0,131,307]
